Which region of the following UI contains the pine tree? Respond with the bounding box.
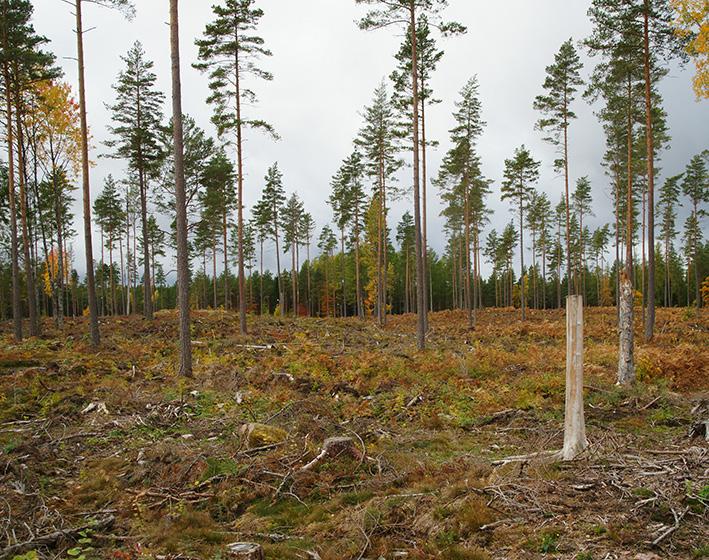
[657,173,682,306]
[586,0,646,384]
[590,225,611,305]
[72,0,134,345]
[261,163,286,311]
[156,115,215,225]
[534,38,583,297]
[396,211,415,313]
[436,77,487,327]
[106,41,164,321]
[682,152,708,308]
[355,82,402,326]
[357,0,464,349]
[169,0,192,377]
[281,193,304,316]
[318,225,337,317]
[201,149,236,308]
[390,14,455,320]
[300,212,316,316]
[572,176,594,299]
[501,146,540,321]
[94,175,125,317]
[195,0,276,334]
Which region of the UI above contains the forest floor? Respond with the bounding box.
[0,307,707,560]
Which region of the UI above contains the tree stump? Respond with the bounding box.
[225,543,264,560]
[562,295,587,460]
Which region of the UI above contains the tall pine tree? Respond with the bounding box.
[195,0,276,334]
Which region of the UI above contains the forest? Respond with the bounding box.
[0,1,707,559]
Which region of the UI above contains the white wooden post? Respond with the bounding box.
[562,295,587,460]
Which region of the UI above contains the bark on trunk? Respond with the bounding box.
[75,0,100,346]
[409,1,425,350]
[3,60,22,341]
[170,0,193,377]
[643,0,656,339]
[562,294,587,460]
[617,271,635,385]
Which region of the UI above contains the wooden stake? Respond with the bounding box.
[562,295,587,460]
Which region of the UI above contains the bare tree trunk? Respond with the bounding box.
[340,227,346,318]
[643,0,656,339]
[234,39,246,333]
[563,92,572,297]
[75,0,100,346]
[421,90,430,324]
[409,0,425,350]
[519,200,526,321]
[3,60,22,341]
[223,208,229,310]
[15,100,39,336]
[562,294,587,460]
[618,74,635,386]
[170,0,192,377]
[306,236,312,316]
[212,240,217,309]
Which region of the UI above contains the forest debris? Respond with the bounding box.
[272,371,294,382]
[81,402,109,415]
[240,423,287,448]
[300,436,363,471]
[0,515,115,560]
[688,419,709,441]
[477,408,520,426]
[650,507,689,546]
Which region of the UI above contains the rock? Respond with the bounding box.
[225,542,264,560]
[240,422,287,448]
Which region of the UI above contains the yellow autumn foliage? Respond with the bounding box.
[671,0,709,99]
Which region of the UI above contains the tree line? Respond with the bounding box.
[0,0,707,382]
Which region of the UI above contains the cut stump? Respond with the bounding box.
[226,542,264,560]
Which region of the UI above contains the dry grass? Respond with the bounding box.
[0,307,707,559]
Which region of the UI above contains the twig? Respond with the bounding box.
[0,516,115,560]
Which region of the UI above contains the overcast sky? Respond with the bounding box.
[32,0,708,278]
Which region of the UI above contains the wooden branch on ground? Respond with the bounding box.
[0,516,115,560]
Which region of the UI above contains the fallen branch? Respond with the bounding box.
[651,507,689,547]
[0,516,115,560]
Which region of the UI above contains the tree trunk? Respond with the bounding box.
[563,91,572,297]
[562,294,587,460]
[170,0,192,377]
[519,199,526,321]
[3,60,22,341]
[75,0,100,346]
[234,38,247,333]
[643,0,656,339]
[340,227,346,318]
[617,270,635,384]
[212,239,217,309]
[15,99,39,336]
[223,208,229,310]
[421,88,430,325]
[409,0,425,350]
[618,73,635,385]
